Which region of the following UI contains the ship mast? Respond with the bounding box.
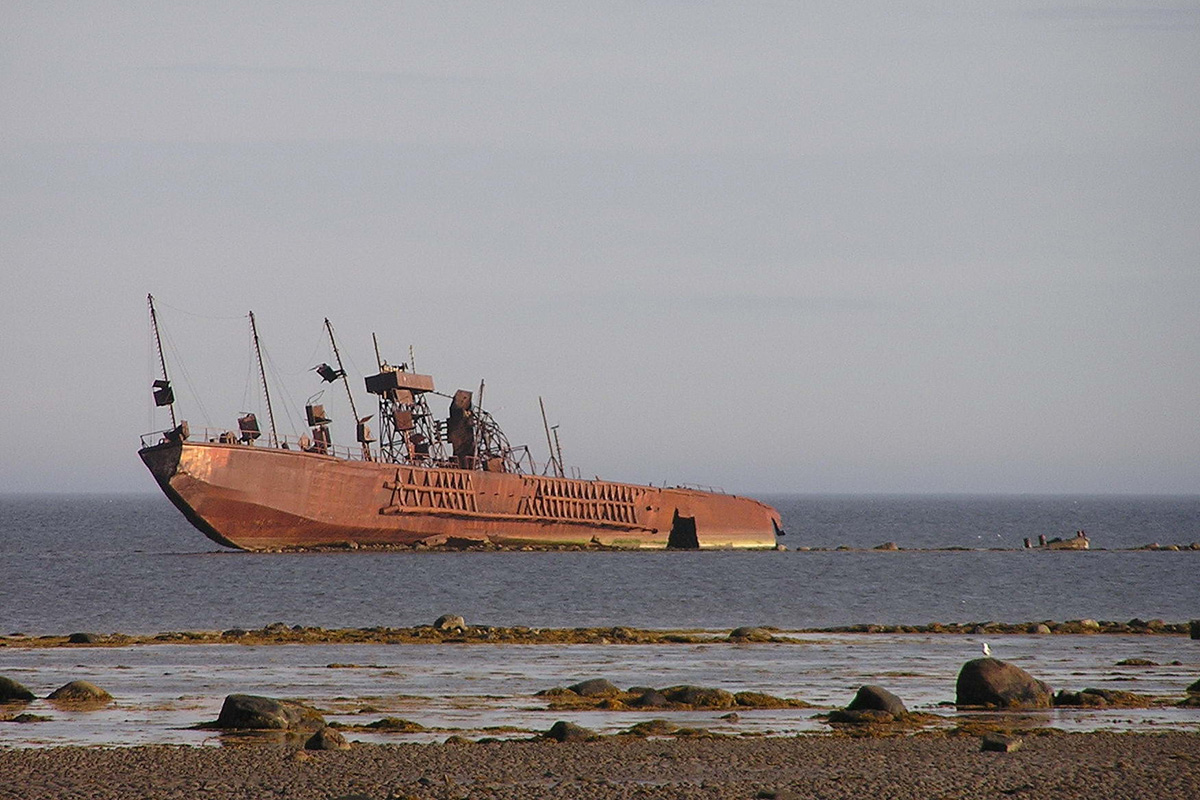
[324,318,359,423]
[147,294,176,428]
[539,396,564,477]
[248,311,279,447]
[325,318,372,459]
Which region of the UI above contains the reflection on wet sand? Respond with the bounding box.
[1,631,1197,747]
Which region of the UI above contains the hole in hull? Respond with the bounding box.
[667,509,699,549]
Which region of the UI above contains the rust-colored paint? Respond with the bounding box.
[140,441,781,551]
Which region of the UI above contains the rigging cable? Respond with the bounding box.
[158,317,213,428]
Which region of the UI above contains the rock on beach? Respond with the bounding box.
[47,681,112,705]
[846,685,908,717]
[567,678,621,698]
[305,726,351,750]
[544,720,596,742]
[0,676,36,703]
[956,658,1053,709]
[214,694,325,730]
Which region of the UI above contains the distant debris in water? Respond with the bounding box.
[1025,531,1090,550]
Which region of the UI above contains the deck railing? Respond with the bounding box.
[139,427,377,462]
[139,427,555,472]
[137,428,719,491]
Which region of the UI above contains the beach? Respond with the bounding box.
[2,732,1198,799]
[4,495,1197,796]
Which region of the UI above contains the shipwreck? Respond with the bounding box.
[139,296,784,551]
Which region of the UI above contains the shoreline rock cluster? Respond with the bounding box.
[4,644,1198,749]
[0,677,111,708]
[2,616,1196,649]
[795,541,1200,552]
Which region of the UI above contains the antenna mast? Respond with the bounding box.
[248,311,279,447]
[147,294,177,428]
[539,396,563,478]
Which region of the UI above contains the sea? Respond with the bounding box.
[1,493,1198,746]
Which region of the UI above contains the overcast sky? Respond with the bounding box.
[3,2,1198,495]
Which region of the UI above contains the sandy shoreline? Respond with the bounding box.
[0,732,1197,799]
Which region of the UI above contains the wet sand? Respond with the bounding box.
[0,732,1197,799]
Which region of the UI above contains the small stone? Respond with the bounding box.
[624,719,678,737]
[729,626,773,642]
[567,678,620,698]
[981,733,1023,752]
[67,633,101,644]
[632,690,669,708]
[846,685,908,717]
[661,685,736,708]
[828,708,894,724]
[544,720,595,742]
[305,726,351,750]
[362,717,424,732]
[47,681,112,705]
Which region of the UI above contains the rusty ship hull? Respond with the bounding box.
[140,440,782,551]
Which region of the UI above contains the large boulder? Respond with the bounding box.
[846,685,908,717]
[567,678,620,698]
[215,694,325,730]
[47,681,112,705]
[956,658,1052,709]
[434,614,466,632]
[0,676,36,703]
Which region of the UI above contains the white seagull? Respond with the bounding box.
[982,642,992,656]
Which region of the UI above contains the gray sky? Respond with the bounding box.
[3,2,1198,495]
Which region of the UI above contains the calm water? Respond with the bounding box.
[0,493,1197,635]
[1,493,1198,746]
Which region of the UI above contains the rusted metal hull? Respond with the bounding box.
[140,441,782,551]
